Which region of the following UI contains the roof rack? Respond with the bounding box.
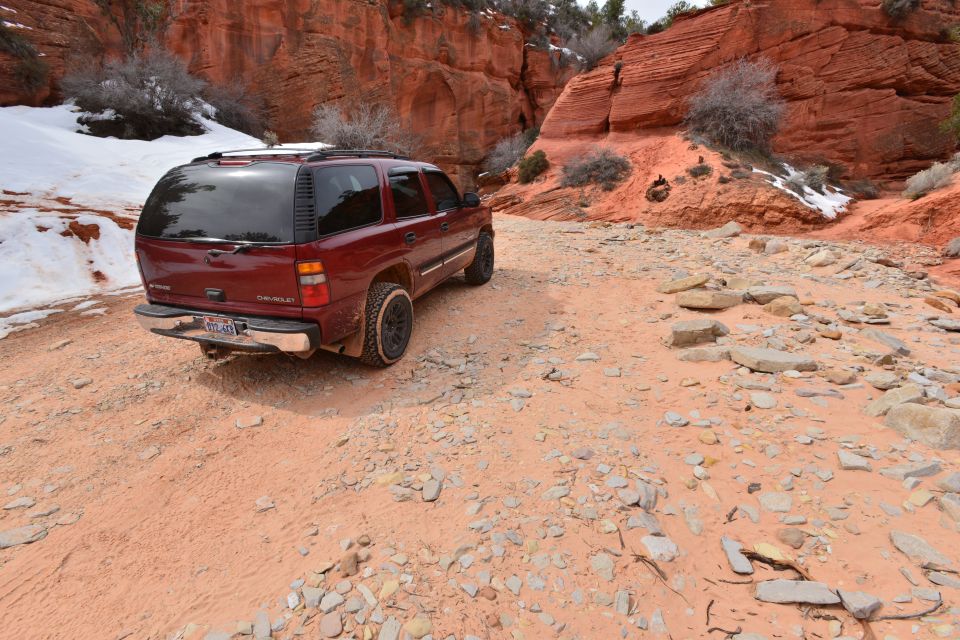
[305,149,410,161]
[190,148,323,163]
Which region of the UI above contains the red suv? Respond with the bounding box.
[133,149,494,366]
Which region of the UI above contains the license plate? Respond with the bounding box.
[202,315,237,336]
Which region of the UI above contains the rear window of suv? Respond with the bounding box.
[138,162,298,243]
[314,165,382,236]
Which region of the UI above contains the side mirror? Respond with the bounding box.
[462,192,481,208]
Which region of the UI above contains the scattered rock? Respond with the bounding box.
[658,274,710,294]
[676,289,742,310]
[721,536,753,574]
[838,590,883,619]
[755,579,840,605]
[730,346,817,373]
[837,450,872,471]
[890,530,952,568]
[668,318,729,347]
[0,524,47,549]
[703,220,742,238]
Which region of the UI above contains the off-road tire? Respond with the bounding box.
[359,283,414,367]
[464,232,494,285]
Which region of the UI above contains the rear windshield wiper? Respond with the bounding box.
[168,237,286,255]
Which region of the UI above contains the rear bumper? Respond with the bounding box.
[134,303,321,353]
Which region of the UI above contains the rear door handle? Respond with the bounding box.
[440,222,449,232]
[404,232,416,245]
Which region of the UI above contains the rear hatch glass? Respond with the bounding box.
[138,162,298,243]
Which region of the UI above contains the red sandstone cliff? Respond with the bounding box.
[0,0,573,186]
[541,0,960,181]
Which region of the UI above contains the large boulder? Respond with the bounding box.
[884,404,960,449]
[668,319,730,347]
[677,289,742,310]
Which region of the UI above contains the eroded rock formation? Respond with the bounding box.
[541,0,960,181]
[0,0,573,186]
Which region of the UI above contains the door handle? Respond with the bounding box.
[404,232,416,244]
[440,222,449,232]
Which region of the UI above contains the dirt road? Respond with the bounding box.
[1,214,959,640]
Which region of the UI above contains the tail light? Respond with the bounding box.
[297,261,330,306]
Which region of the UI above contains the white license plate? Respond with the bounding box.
[202,315,237,336]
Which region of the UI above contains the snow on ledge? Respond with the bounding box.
[753,164,852,220]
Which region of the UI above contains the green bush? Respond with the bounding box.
[517,150,549,183]
[687,163,712,178]
[561,147,631,191]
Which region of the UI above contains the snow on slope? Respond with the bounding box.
[754,164,852,220]
[0,104,321,326]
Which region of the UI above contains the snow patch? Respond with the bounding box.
[754,164,851,220]
[0,309,62,340]
[0,104,325,315]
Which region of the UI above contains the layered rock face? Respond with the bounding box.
[0,0,572,186]
[541,0,960,181]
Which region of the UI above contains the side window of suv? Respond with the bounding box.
[389,171,429,219]
[314,165,382,236]
[424,171,461,212]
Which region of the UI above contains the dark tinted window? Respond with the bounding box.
[424,171,460,211]
[389,172,429,219]
[314,165,382,236]
[138,162,297,242]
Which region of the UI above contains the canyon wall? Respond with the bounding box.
[541,0,960,181]
[0,0,573,187]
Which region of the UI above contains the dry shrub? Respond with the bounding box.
[310,102,421,155]
[561,147,631,191]
[685,58,785,152]
[902,161,956,199]
[564,25,616,71]
[204,82,267,137]
[484,130,536,174]
[62,48,205,139]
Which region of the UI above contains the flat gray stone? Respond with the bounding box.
[884,404,960,449]
[838,589,883,619]
[377,616,402,640]
[890,530,952,568]
[759,491,792,513]
[837,450,873,471]
[676,289,742,310]
[755,579,839,605]
[938,472,960,492]
[861,328,911,356]
[721,536,753,575]
[747,285,797,305]
[591,553,616,581]
[703,220,742,238]
[931,318,960,332]
[0,524,47,549]
[865,371,900,390]
[541,485,570,501]
[676,346,730,362]
[669,318,730,347]
[879,460,941,480]
[641,535,679,561]
[730,346,817,373]
[422,479,441,502]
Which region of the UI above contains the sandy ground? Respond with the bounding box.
[2,214,960,640]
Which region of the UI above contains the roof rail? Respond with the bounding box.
[190,148,323,163]
[306,149,411,161]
